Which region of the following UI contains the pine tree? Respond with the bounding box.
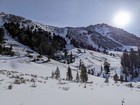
[104,61,110,74]
[55,66,60,79]
[70,51,73,63]
[76,71,80,82]
[79,59,83,70]
[80,64,88,83]
[8,84,13,90]
[64,48,68,58]
[51,71,55,78]
[113,73,118,83]
[120,75,124,83]
[88,69,91,74]
[66,66,73,81]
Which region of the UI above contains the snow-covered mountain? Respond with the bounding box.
[1,12,140,105]
[0,12,140,51]
[67,24,140,50]
[1,29,140,105]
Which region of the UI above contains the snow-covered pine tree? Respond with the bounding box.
[55,66,60,79]
[79,59,82,70]
[70,51,73,63]
[80,64,88,83]
[104,61,110,74]
[113,73,118,83]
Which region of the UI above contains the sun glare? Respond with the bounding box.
[113,11,131,27]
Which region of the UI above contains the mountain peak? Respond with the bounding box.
[0,12,140,51]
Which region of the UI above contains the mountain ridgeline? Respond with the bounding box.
[0,12,140,57]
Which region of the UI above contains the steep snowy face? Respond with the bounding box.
[91,24,140,46]
[92,23,127,38]
[66,23,140,50]
[93,24,111,36]
[67,26,123,50]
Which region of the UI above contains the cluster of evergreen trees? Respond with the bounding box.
[4,22,66,58]
[0,27,14,56]
[121,48,140,81]
[52,63,88,83]
[0,28,4,43]
[64,51,75,64]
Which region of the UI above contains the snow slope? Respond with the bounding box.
[1,64,140,105]
[0,36,140,105]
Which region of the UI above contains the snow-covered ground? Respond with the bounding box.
[1,34,140,105]
[1,68,140,105]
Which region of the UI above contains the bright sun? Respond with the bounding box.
[113,11,131,27]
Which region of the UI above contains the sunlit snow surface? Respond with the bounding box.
[0,37,140,105]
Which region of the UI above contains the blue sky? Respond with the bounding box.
[0,0,140,36]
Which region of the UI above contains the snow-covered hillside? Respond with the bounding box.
[0,31,140,105]
[1,68,140,105]
[1,47,140,105]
